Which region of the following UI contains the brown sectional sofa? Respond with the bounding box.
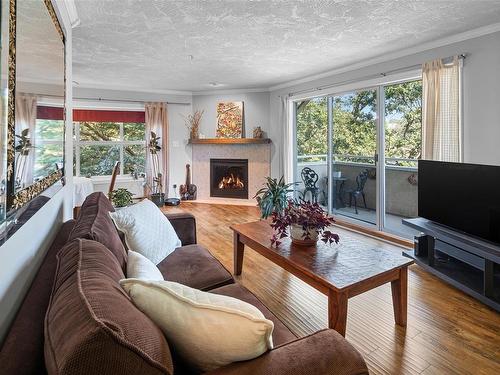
[0,192,368,375]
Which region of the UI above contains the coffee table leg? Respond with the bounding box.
[391,267,408,326]
[328,289,348,336]
[233,232,245,275]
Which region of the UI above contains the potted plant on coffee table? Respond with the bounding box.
[270,199,340,247]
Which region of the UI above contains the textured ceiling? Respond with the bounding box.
[72,0,500,92]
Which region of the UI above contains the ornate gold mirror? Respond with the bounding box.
[1,0,65,236]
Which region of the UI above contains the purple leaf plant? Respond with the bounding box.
[270,199,340,247]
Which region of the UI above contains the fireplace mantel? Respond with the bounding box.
[188,138,271,145]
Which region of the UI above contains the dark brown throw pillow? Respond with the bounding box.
[44,238,173,375]
[69,192,127,271]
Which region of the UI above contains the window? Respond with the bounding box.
[73,110,146,177]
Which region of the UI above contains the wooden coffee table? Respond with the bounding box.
[231,220,414,336]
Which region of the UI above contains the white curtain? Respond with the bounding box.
[422,56,461,162]
[15,94,37,186]
[145,102,169,196]
[279,95,293,183]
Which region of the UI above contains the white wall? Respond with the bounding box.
[0,0,74,343]
[269,31,500,178]
[192,91,270,138]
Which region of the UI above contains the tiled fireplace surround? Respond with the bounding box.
[191,143,271,205]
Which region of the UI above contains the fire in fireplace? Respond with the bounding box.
[219,174,244,189]
[210,158,248,199]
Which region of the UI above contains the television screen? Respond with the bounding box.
[418,160,500,245]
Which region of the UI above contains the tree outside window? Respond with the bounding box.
[74,121,146,177]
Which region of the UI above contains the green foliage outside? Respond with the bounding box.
[296,80,422,167]
[75,121,146,176]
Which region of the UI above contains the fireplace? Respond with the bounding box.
[210,158,249,199]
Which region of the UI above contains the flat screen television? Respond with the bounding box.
[418,160,500,245]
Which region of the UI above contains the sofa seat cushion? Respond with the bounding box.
[44,239,173,375]
[157,245,234,291]
[68,192,127,271]
[209,284,297,347]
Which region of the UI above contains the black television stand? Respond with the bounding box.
[402,217,499,312]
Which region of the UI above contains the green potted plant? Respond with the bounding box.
[108,188,134,208]
[148,131,165,206]
[254,176,296,219]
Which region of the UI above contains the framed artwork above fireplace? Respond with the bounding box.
[216,101,244,138]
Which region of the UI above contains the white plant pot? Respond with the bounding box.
[290,223,318,246]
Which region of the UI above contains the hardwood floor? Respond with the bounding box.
[162,202,500,375]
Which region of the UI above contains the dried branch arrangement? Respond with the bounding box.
[183,110,204,139]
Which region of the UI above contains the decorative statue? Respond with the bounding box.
[253,126,264,138]
[179,164,197,200]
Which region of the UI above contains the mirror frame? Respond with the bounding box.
[6,0,66,212]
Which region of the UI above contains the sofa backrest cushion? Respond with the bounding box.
[44,239,173,375]
[68,192,127,271]
[0,220,75,375]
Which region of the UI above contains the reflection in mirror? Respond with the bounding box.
[0,0,9,229]
[0,0,65,241]
[14,0,65,193]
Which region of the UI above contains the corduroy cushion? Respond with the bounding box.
[68,192,127,271]
[44,239,173,375]
[157,245,234,291]
[0,220,75,375]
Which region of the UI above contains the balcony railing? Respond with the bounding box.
[297,154,418,171]
[296,153,419,218]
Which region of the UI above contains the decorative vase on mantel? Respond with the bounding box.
[290,224,319,246]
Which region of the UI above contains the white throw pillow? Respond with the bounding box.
[127,250,164,280]
[120,279,274,372]
[109,199,181,265]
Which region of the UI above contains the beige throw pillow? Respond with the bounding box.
[120,279,274,372]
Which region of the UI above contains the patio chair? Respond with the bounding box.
[346,169,368,214]
[300,167,319,203]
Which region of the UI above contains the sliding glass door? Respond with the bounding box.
[293,76,422,239]
[383,80,422,237]
[331,89,377,225]
[295,97,328,209]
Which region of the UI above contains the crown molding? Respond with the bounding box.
[192,87,269,96]
[74,81,269,97]
[268,22,500,92]
[73,81,193,97]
